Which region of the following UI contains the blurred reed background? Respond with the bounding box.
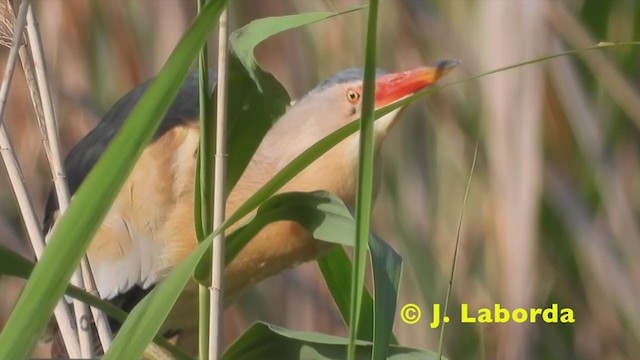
[0,0,639,359]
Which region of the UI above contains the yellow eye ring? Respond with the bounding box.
[346,89,360,103]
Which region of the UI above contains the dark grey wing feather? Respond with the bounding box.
[43,70,216,231]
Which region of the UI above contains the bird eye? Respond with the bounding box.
[346,89,360,103]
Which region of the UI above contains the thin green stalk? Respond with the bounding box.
[348,1,379,359]
[438,142,478,359]
[196,0,213,358]
[199,288,210,360]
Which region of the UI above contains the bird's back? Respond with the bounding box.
[43,70,215,231]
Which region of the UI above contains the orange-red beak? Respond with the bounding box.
[368,60,461,108]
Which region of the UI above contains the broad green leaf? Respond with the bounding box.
[0,0,229,358]
[350,1,380,359]
[223,190,402,350]
[224,51,288,196]
[222,322,442,360]
[317,238,401,346]
[225,6,365,194]
[0,246,194,360]
[229,7,364,88]
[370,233,402,359]
[317,247,376,341]
[225,191,355,264]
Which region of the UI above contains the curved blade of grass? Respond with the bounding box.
[229,7,364,88]
[437,143,478,360]
[0,1,228,358]
[222,322,442,360]
[390,41,640,116]
[349,1,380,359]
[0,246,194,360]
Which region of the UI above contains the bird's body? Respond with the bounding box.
[45,62,458,356]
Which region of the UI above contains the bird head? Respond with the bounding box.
[309,59,460,119]
[261,60,460,168]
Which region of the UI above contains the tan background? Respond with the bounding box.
[1,0,639,359]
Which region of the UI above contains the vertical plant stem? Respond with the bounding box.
[209,7,229,360]
[196,0,212,358]
[0,0,82,357]
[0,130,82,357]
[25,4,112,354]
[0,0,51,161]
[0,0,28,153]
[438,143,478,359]
[348,1,379,359]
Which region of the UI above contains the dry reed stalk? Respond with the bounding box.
[209,7,229,360]
[0,0,82,357]
[24,3,113,353]
[480,1,545,357]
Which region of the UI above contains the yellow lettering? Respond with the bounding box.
[461,304,475,323]
[512,309,527,323]
[560,309,575,323]
[543,304,558,323]
[477,308,492,323]
[530,308,542,323]
[495,304,510,323]
[430,304,441,328]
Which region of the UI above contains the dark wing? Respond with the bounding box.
[43,70,217,231]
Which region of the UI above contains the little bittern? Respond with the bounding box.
[45,60,458,355]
